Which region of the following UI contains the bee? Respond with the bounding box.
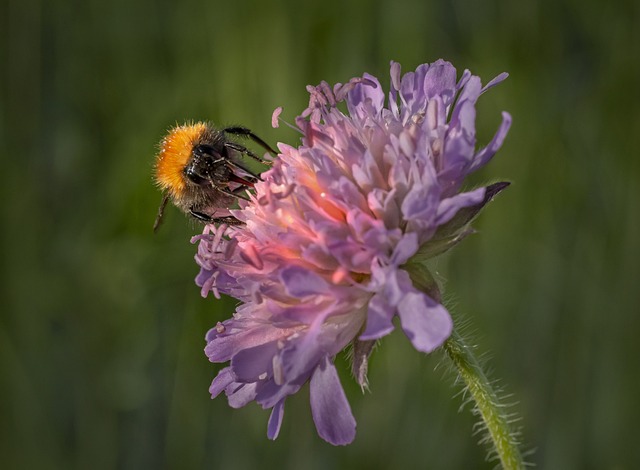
[153,122,276,232]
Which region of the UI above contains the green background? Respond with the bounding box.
[1,0,638,468]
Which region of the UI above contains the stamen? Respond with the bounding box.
[426,99,439,130]
[272,356,284,385]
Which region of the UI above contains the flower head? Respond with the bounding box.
[194,60,511,445]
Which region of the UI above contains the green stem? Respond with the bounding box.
[403,261,525,467]
[443,329,524,470]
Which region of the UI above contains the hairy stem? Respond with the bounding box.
[443,329,524,469]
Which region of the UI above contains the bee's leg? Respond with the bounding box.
[222,126,278,157]
[189,209,243,226]
[223,141,270,165]
[189,209,212,222]
[209,154,256,178]
[153,193,170,233]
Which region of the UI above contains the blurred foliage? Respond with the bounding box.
[1,0,638,468]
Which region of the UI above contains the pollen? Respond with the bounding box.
[155,122,207,197]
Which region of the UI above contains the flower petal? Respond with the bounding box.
[346,73,384,119]
[310,357,356,445]
[231,341,279,382]
[469,111,512,172]
[481,72,509,93]
[390,232,419,266]
[435,182,510,238]
[267,399,286,440]
[209,367,234,398]
[281,265,330,297]
[397,291,453,353]
[435,187,486,226]
[423,59,457,103]
[360,293,395,341]
[227,382,258,409]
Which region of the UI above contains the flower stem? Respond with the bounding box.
[443,329,524,470]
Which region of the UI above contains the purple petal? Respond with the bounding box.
[231,341,279,382]
[455,69,472,91]
[423,59,457,102]
[278,325,326,385]
[442,99,477,164]
[401,181,440,223]
[258,309,335,408]
[382,267,414,306]
[390,232,419,266]
[256,378,301,409]
[481,72,509,93]
[397,292,453,353]
[435,187,486,226]
[204,331,248,363]
[433,182,510,239]
[209,367,234,398]
[346,73,383,117]
[227,382,258,409]
[281,265,330,297]
[310,357,356,445]
[206,320,290,363]
[454,75,482,110]
[469,112,512,172]
[360,293,395,340]
[267,399,286,440]
[448,98,477,142]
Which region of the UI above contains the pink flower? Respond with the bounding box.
[193,60,511,445]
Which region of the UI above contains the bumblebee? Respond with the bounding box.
[153,122,276,231]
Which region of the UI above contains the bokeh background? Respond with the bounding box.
[1,0,638,468]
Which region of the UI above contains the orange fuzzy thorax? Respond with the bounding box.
[155,122,207,197]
